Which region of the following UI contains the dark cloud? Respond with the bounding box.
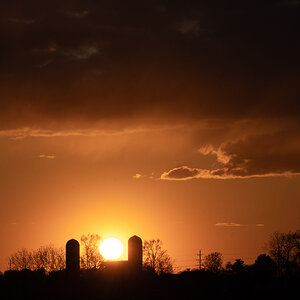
[161,129,300,180]
[161,166,200,180]
[0,0,299,131]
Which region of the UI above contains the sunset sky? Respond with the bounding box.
[0,0,300,272]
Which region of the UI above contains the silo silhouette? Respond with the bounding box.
[66,239,80,273]
[128,235,143,272]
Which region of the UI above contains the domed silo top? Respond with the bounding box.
[66,239,80,272]
[66,239,80,247]
[128,235,142,245]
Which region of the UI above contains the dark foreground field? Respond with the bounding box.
[0,268,299,300]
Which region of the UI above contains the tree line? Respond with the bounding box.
[7,234,173,275]
[8,245,65,273]
[199,230,300,276]
[7,234,103,273]
[6,230,299,276]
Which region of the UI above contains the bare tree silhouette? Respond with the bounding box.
[143,239,173,274]
[80,234,104,269]
[33,245,65,272]
[203,252,223,273]
[267,230,300,275]
[8,248,33,271]
[8,245,65,272]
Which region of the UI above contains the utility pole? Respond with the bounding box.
[197,250,202,270]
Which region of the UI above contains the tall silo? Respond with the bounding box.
[66,239,80,273]
[128,235,143,272]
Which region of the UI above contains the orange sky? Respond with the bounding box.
[1,126,299,271]
[1,0,300,272]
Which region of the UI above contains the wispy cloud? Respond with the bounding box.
[215,222,245,227]
[216,223,265,227]
[160,165,298,180]
[256,224,265,227]
[64,44,99,60]
[39,154,56,159]
[0,125,180,139]
[198,144,230,164]
[8,18,35,24]
[133,174,142,179]
[133,172,156,180]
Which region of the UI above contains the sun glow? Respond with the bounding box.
[99,237,124,260]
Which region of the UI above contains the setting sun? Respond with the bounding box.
[99,238,124,260]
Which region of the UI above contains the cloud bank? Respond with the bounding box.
[161,130,300,180]
[0,0,299,132]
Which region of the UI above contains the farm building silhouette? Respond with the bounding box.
[66,235,142,273]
